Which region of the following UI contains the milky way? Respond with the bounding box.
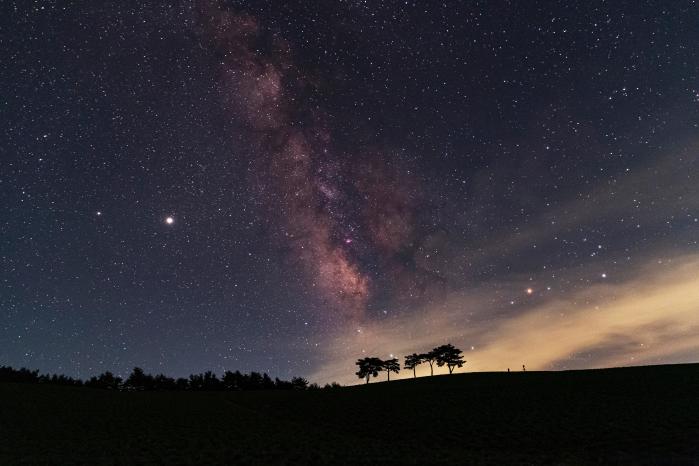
[2,1,698,383]
[197,3,436,322]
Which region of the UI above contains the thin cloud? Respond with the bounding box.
[310,253,699,385]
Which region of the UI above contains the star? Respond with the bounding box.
[5,0,698,402]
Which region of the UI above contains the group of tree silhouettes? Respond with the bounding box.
[0,365,341,391]
[356,343,465,383]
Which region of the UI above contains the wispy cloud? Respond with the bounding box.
[310,253,699,384]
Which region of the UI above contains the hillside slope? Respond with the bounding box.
[2,363,698,464]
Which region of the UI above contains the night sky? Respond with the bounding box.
[2,1,698,384]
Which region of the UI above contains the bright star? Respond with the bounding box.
[165,216,174,225]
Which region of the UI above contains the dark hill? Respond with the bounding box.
[2,363,698,464]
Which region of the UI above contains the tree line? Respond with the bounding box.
[0,365,341,391]
[356,343,465,383]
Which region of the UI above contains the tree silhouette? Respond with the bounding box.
[404,353,423,378]
[421,350,438,376]
[189,373,204,390]
[434,344,465,374]
[249,371,263,389]
[153,374,177,390]
[204,371,221,390]
[382,358,400,381]
[291,376,309,389]
[125,367,153,390]
[86,371,122,389]
[175,377,189,390]
[0,364,315,392]
[222,370,240,390]
[274,377,293,390]
[0,366,39,383]
[262,373,275,389]
[355,357,384,384]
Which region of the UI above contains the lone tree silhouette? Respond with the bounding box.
[421,350,438,376]
[434,344,466,374]
[382,358,400,381]
[404,353,423,378]
[355,357,384,384]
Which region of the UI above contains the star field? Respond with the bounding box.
[1,1,698,383]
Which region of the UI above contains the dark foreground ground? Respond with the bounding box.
[2,364,699,465]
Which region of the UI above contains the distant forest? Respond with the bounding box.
[2,343,469,392]
[0,365,341,391]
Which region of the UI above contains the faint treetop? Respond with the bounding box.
[433,344,466,374]
[382,358,400,382]
[404,353,423,378]
[421,350,439,376]
[355,357,384,384]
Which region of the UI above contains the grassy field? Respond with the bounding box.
[2,363,698,465]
